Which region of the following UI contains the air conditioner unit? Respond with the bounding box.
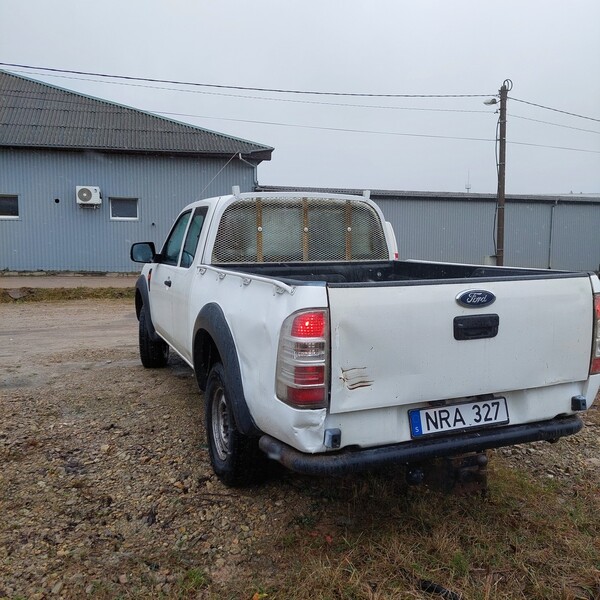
[76,186,102,205]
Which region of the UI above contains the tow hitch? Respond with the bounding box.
[406,451,489,495]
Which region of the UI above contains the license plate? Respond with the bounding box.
[409,397,509,438]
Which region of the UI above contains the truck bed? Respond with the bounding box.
[218,259,585,286]
[218,258,594,422]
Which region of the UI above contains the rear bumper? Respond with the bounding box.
[259,415,583,476]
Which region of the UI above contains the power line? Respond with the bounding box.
[0,62,493,98]
[509,113,600,135]
[0,88,491,115]
[5,66,599,131]
[153,112,600,153]
[4,64,599,127]
[156,114,500,143]
[509,96,600,123]
[508,139,600,154]
[2,90,598,154]
[2,70,599,154]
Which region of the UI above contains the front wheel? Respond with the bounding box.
[138,305,169,368]
[205,362,267,487]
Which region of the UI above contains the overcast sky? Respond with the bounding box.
[1,0,599,195]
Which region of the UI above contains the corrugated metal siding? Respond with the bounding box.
[375,197,496,264]
[0,148,255,272]
[550,204,600,271]
[375,196,599,271]
[505,202,552,268]
[3,162,599,273]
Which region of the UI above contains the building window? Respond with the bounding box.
[0,196,19,219]
[110,197,139,220]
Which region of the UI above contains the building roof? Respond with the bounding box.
[0,70,273,161]
[257,185,600,205]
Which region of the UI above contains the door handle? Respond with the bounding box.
[164,279,172,287]
[454,314,499,340]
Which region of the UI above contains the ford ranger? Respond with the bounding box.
[130,189,600,487]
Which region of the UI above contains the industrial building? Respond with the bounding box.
[259,186,600,272]
[0,70,272,272]
[1,70,598,274]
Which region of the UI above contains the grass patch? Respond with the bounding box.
[0,287,135,303]
[179,567,210,593]
[219,463,600,600]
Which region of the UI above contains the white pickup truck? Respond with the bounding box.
[131,190,600,487]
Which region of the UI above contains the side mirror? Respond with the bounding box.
[130,242,157,263]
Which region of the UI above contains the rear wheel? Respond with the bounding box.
[205,362,267,486]
[139,306,169,368]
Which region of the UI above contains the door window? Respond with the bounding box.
[180,207,208,268]
[162,211,191,266]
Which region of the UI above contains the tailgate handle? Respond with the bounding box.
[454,314,499,340]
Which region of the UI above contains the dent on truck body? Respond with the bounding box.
[259,404,327,456]
[340,367,374,391]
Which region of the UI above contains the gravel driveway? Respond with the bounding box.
[1,300,303,598]
[1,299,598,599]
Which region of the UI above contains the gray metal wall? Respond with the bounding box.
[0,148,256,272]
[375,198,496,265]
[375,196,600,272]
[504,202,552,268]
[546,203,600,271]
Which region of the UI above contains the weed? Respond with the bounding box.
[179,567,209,592]
[447,551,468,579]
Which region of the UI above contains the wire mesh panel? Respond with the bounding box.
[212,197,389,263]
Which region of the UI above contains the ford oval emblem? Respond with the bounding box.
[456,289,496,308]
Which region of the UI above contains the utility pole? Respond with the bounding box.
[495,79,512,266]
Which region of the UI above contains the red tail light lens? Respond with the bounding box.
[276,309,329,409]
[291,312,326,337]
[288,387,326,406]
[591,294,600,375]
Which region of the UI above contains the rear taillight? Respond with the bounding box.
[591,294,600,375]
[276,310,329,409]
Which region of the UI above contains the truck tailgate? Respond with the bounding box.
[327,276,593,414]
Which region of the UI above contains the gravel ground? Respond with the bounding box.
[1,299,599,599]
[1,300,305,599]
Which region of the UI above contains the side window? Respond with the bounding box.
[110,197,139,220]
[162,211,191,266]
[0,195,19,219]
[180,207,208,268]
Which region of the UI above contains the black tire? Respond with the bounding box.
[205,362,268,487]
[139,305,169,368]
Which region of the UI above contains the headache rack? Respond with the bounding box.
[212,196,388,263]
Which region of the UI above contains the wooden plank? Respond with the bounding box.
[256,199,263,262]
[302,198,309,261]
[345,200,352,260]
